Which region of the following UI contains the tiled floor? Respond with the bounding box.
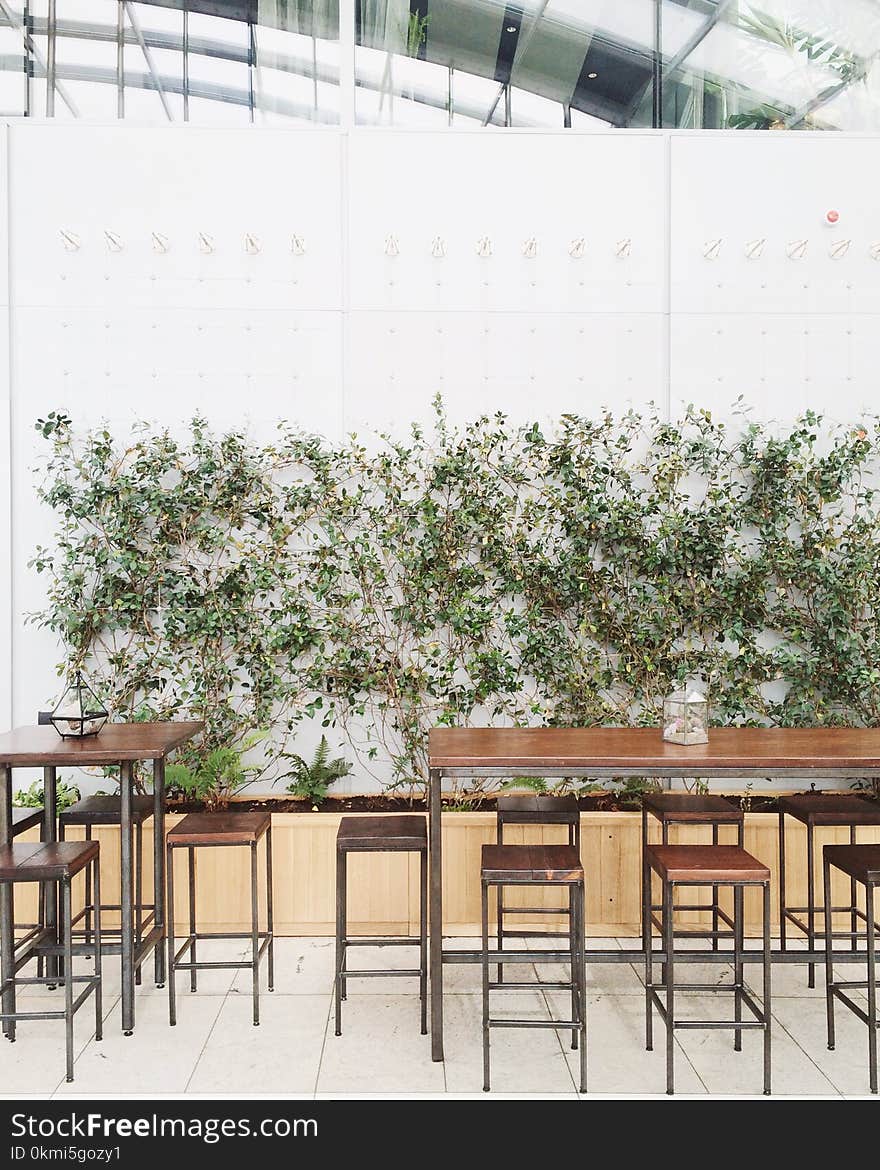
[0,937,876,1099]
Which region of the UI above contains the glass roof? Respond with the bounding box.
[0,0,876,128]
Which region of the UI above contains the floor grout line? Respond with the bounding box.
[312,991,334,1099]
[770,1007,844,1098]
[182,990,227,1094]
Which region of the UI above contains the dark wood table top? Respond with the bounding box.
[428,726,880,770]
[0,721,204,765]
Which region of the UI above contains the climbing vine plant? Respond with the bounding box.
[29,403,880,797]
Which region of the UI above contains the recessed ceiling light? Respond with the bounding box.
[506,25,517,32]
[588,71,598,79]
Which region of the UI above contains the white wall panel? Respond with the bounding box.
[348,132,666,315]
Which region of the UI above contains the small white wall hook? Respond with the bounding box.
[569,237,585,259]
[384,234,399,257]
[476,235,492,258]
[745,238,765,260]
[829,238,851,260]
[244,232,262,255]
[870,241,880,261]
[786,238,808,260]
[198,232,215,254]
[60,230,80,251]
[151,232,169,254]
[522,236,538,259]
[615,238,632,258]
[431,236,446,259]
[290,234,306,256]
[703,238,722,260]
[104,230,123,253]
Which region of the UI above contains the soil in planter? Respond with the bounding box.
[165,789,879,814]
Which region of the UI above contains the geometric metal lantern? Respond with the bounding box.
[50,671,108,738]
[662,685,709,746]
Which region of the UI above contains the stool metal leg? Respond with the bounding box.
[496,818,504,986]
[734,884,743,1052]
[576,880,587,1093]
[0,881,15,1042]
[334,848,345,1036]
[187,846,197,993]
[419,848,428,1035]
[63,877,74,1083]
[93,857,103,1044]
[266,827,274,994]
[778,812,787,954]
[868,881,877,1094]
[824,853,835,1051]
[481,877,490,1093]
[250,841,260,1026]
[850,825,858,955]
[644,853,653,1053]
[641,808,650,973]
[664,879,675,1096]
[167,843,177,1027]
[569,880,578,1051]
[763,881,772,1096]
[807,823,816,988]
[712,823,720,952]
[135,820,143,986]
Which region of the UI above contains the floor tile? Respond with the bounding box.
[316,995,443,1094]
[187,993,330,1094]
[442,991,578,1095]
[771,995,877,1097]
[0,992,104,1094]
[55,994,223,1095]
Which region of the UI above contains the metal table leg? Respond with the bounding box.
[43,766,58,983]
[153,758,166,988]
[0,764,14,1038]
[429,766,443,1061]
[119,760,135,1035]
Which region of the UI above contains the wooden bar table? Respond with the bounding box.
[427,726,880,1061]
[0,721,203,1036]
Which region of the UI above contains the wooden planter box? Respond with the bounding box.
[14,811,880,937]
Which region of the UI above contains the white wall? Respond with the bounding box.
[2,124,879,791]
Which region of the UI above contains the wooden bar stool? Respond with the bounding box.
[823,844,880,1093]
[644,844,772,1095]
[642,793,744,959]
[495,794,580,982]
[9,809,46,974]
[59,796,155,985]
[481,844,586,1093]
[0,841,102,1082]
[166,812,273,1027]
[778,795,880,987]
[335,815,427,1037]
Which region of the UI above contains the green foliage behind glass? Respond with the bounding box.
[29,402,880,798]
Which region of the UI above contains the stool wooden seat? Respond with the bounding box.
[647,844,770,884]
[334,815,427,1037]
[166,811,270,847]
[166,812,273,1027]
[823,844,880,1093]
[60,796,154,826]
[480,842,586,1093]
[481,844,583,883]
[642,793,743,824]
[778,794,880,987]
[11,807,44,837]
[336,814,427,852]
[0,840,99,881]
[59,796,156,988]
[644,843,772,1095]
[0,841,102,1082]
[642,794,744,959]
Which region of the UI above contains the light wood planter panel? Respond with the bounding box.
[11,812,880,937]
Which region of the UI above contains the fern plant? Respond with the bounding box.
[282,737,352,808]
[165,731,268,809]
